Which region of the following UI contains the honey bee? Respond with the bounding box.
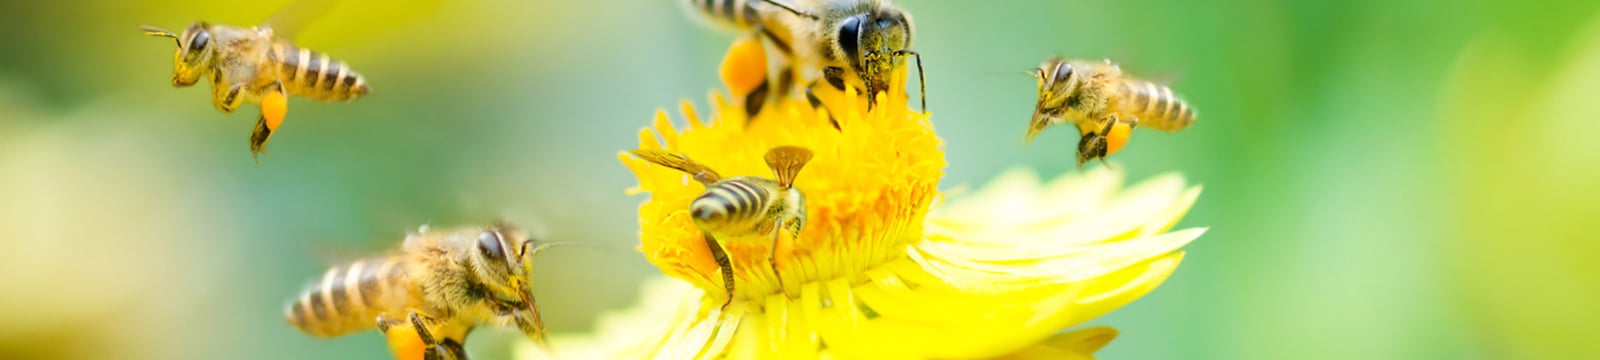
[683,0,925,115]
[141,0,369,162]
[1027,57,1196,167]
[680,0,799,118]
[287,223,551,359]
[627,146,813,305]
[763,0,926,112]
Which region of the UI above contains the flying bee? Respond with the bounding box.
[287,223,552,359]
[763,0,926,112]
[141,0,370,162]
[627,146,813,305]
[1027,57,1196,168]
[682,0,926,116]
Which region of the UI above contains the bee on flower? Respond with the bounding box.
[512,39,1207,359]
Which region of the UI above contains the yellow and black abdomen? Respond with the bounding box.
[268,43,370,101]
[691,178,776,234]
[287,257,420,338]
[1115,80,1195,132]
[683,0,764,30]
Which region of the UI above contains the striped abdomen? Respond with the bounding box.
[691,178,776,234]
[1114,80,1195,132]
[683,0,764,29]
[287,257,421,338]
[267,43,370,101]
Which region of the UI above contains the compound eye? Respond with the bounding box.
[477,230,507,263]
[188,31,210,52]
[837,15,863,64]
[1053,61,1074,84]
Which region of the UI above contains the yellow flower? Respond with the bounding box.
[521,56,1205,357]
[621,70,940,301]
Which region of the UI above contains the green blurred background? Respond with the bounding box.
[2,0,1597,359]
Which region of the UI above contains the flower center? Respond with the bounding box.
[623,70,944,302]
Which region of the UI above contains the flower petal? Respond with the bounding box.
[994,326,1119,360]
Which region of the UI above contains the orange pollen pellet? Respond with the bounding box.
[262,91,288,131]
[719,36,768,95]
[1105,121,1133,155]
[383,324,427,360]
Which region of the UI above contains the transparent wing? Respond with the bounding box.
[628,149,724,185]
[260,0,342,40]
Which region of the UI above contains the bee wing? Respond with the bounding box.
[628,149,723,185]
[764,146,813,189]
[305,238,399,269]
[260,0,342,41]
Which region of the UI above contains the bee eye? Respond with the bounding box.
[837,15,862,63]
[477,230,506,263]
[187,31,210,53]
[1053,62,1074,84]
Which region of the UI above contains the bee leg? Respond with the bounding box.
[893,50,927,113]
[1075,116,1117,169]
[432,339,467,360]
[249,81,288,163]
[704,234,735,310]
[825,66,851,92]
[377,313,469,360]
[376,314,405,333]
[405,311,469,360]
[1097,121,1113,168]
[768,223,790,299]
[745,60,798,121]
[216,83,246,114]
[1074,134,1101,170]
[745,78,771,120]
[825,66,851,91]
[512,298,551,348]
[806,86,841,131]
[776,62,795,97]
[741,24,796,121]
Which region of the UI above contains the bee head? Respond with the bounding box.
[1035,59,1078,109]
[473,223,560,343]
[837,9,913,97]
[1027,59,1078,141]
[468,226,534,307]
[142,21,214,87]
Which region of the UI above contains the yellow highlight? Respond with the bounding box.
[720,36,768,96]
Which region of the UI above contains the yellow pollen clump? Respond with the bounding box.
[261,90,288,131]
[719,36,768,97]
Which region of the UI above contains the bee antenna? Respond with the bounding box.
[894,50,926,113]
[140,25,179,44]
[1026,67,1045,79]
[518,240,609,258]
